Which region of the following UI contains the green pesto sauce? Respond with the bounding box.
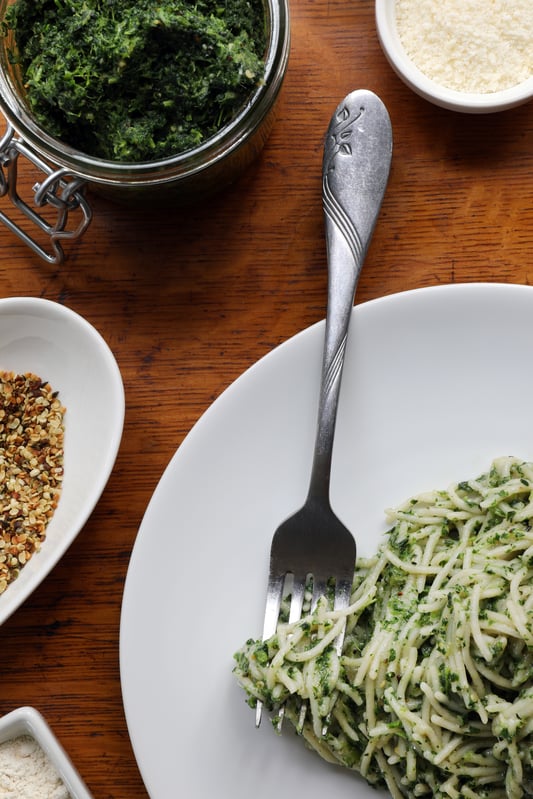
[2,0,267,162]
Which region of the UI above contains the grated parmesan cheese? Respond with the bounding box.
[396,0,533,94]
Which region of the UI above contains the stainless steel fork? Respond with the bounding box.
[255,90,392,728]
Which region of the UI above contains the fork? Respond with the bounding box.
[255,90,393,728]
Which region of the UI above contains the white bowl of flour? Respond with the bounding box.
[375,0,533,113]
[0,706,93,799]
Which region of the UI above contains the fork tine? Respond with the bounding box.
[310,578,328,612]
[334,577,352,611]
[273,572,307,732]
[288,573,306,623]
[255,573,284,727]
[332,577,352,654]
[311,576,353,736]
[260,573,284,641]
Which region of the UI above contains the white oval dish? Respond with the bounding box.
[375,0,533,113]
[0,296,124,625]
[121,282,533,799]
[0,706,93,799]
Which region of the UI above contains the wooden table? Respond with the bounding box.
[0,2,531,796]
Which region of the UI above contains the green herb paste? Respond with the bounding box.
[2,0,267,161]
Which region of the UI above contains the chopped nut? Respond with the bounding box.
[0,372,65,595]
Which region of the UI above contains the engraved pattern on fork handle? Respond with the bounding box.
[318,105,365,447]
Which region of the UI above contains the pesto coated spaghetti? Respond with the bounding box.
[234,457,533,799]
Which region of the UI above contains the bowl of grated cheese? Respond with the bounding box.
[375,0,533,113]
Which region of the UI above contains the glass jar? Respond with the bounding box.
[0,0,290,262]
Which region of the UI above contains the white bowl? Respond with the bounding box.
[375,0,533,113]
[0,706,93,798]
[0,297,124,625]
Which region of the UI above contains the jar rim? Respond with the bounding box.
[0,0,290,186]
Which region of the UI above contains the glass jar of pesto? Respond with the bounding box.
[0,0,290,263]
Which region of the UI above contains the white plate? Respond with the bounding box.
[0,297,124,625]
[120,283,533,799]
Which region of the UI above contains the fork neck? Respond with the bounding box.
[306,307,352,506]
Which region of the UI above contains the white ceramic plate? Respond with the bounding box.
[0,297,124,625]
[120,283,533,799]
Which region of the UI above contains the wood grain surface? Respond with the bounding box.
[0,1,531,796]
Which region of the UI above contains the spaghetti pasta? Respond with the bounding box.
[233,457,533,799]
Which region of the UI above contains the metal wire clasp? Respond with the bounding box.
[0,124,93,264]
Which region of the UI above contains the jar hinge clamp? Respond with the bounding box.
[0,123,92,265]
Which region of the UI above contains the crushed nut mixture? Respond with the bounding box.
[0,371,65,595]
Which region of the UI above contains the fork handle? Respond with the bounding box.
[307,90,392,502]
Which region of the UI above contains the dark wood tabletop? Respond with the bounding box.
[0,1,531,796]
